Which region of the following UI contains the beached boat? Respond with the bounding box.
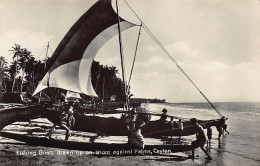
[0,103,222,138]
[0,0,226,147]
[44,108,222,138]
[0,105,45,131]
[0,131,193,154]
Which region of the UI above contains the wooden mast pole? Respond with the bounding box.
[116,0,129,111]
[38,42,49,103]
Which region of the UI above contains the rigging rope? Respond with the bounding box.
[127,24,142,89]
[35,47,47,60]
[123,0,223,117]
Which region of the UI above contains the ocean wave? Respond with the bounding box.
[146,103,260,121]
[228,116,258,122]
[147,103,214,113]
[239,112,260,117]
[143,103,220,120]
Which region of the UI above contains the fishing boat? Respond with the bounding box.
[0,131,192,154]
[0,0,226,151]
[44,109,221,138]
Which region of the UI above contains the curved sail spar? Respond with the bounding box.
[33,0,136,97]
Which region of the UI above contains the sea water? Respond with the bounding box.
[143,102,260,166]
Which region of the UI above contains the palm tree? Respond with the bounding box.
[18,48,32,93]
[24,57,36,93]
[25,58,46,93]
[9,44,33,93]
[9,44,22,92]
[0,56,9,94]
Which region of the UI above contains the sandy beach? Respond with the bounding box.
[0,142,194,166]
[1,137,216,166]
[1,102,260,166]
[0,119,213,166]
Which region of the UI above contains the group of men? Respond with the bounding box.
[47,104,229,160]
[160,109,183,142]
[47,102,148,151]
[191,116,229,160]
[159,109,229,160]
[159,109,212,159]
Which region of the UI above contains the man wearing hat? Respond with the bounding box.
[160,109,168,123]
[190,118,212,160]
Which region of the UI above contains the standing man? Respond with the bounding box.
[190,118,212,160]
[207,126,212,146]
[177,119,183,143]
[67,105,75,129]
[160,109,168,123]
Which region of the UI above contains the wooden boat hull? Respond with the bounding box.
[0,105,46,131]
[43,109,221,138]
[0,105,222,138]
[0,131,193,154]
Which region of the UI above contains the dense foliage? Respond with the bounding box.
[0,44,127,102]
[91,61,127,102]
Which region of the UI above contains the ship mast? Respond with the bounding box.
[38,42,49,103]
[115,0,129,111]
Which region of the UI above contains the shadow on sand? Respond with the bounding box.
[143,154,189,162]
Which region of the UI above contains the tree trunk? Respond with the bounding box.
[2,81,7,92]
[20,68,25,94]
[12,76,16,92]
[32,72,34,93]
[12,62,18,93]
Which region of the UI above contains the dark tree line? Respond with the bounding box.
[0,44,127,102]
[91,61,127,102]
[0,44,46,95]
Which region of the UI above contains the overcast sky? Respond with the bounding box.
[0,0,260,103]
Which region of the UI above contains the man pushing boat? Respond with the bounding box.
[47,104,75,140]
[190,118,212,160]
[216,116,229,139]
[125,105,151,155]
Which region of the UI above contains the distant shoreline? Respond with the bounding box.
[131,98,166,104]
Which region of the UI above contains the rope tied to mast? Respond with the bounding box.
[123,0,224,118]
[128,23,142,88]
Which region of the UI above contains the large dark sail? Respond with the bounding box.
[33,0,136,96]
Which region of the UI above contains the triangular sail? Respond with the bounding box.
[33,0,136,97]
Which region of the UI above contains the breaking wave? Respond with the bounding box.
[239,112,260,117]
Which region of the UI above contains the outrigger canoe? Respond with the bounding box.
[0,105,222,139]
[0,131,193,154]
[43,108,222,138]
